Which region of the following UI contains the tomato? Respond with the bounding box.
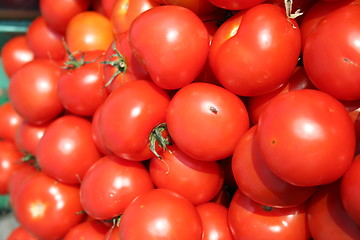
[209,4,301,97]
[166,82,249,161]
[228,189,310,240]
[209,0,265,10]
[40,0,91,34]
[0,102,22,141]
[341,154,360,226]
[155,0,218,16]
[0,140,24,194]
[105,226,120,240]
[255,89,356,187]
[128,5,210,89]
[0,35,34,78]
[66,11,114,53]
[149,145,224,205]
[101,0,118,17]
[8,59,64,125]
[63,219,110,240]
[99,80,170,161]
[37,115,102,185]
[91,103,112,155]
[196,202,233,240]
[57,50,109,116]
[7,226,39,240]
[118,188,203,240]
[102,31,150,92]
[111,0,160,36]
[308,181,360,239]
[26,16,66,61]
[80,155,154,220]
[232,126,316,208]
[12,172,84,240]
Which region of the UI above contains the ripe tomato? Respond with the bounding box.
[149,145,224,205]
[155,0,218,16]
[26,16,66,60]
[40,0,91,34]
[80,155,154,220]
[255,89,356,186]
[12,172,84,240]
[0,102,22,142]
[101,0,118,17]
[66,11,114,52]
[228,189,310,240]
[303,4,360,100]
[209,0,265,10]
[91,103,112,155]
[166,82,249,161]
[57,50,109,116]
[63,219,110,240]
[37,115,102,185]
[308,181,360,239]
[0,35,34,78]
[99,80,170,161]
[196,202,233,240]
[129,5,210,89]
[7,226,39,240]
[209,4,301,97]
[8,59,64,125]
[118,188,203,240]
[105,226,120,240]
[232,126,316,208]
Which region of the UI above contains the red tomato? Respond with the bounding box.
[26,16,66,60]
[12,172,84,240]
[40,0,91,34]
[66,11,114,52]
[341,154,360,226]
[196,202,233,240]
[228,189,310,240]
[149,145,224,205]
[80,155,154,220]
[308,181,360,239]
[111,0,160,36]
[37,115,102,185]
[303,4,360,100]
[209,4,301,97]
[118,188,203,239]
[166,82,249,161]
[209,0,265,10]
[129,5,210,89]
[0,102,22,141]
[105,226,120,240]
[8,59,64,125]
[63,219,110,240]
[7,226,40,240]
[101,0,118,17]
[99,80,170,161]
[15,120,48,156]
[57,50,109,116]
[0,140,24,194]
[102,31,150,92]
[0,35,34,78]
[255,89,356,186]
[91,103,112,155]
[155,0,218,16]
[232,126,316,208]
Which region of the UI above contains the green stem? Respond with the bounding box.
[149,123,172,159]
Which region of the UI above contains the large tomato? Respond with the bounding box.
[63,219,110,240]
[99,80,170,161]
[228,189,310,240]
[0,102,22,142]
[118,188,203,240]
[255,89,356,186]
[7,226,39,240]
[128,5,210,89]
[80,155,154,220]
[166,82,249,161]
[37,115,102,185]
[209,4,301,97]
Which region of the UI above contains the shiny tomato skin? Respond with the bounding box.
[149,145,224,205]
[63,219,110,240]
[8,59,64,125]
[308,181,360,239]
[15,120,48,156]
[37,115,102,185]
[80,155,154,220]
[0,35,34,78]
[129,5,210,89]
[232,126,316,208]
[255,89,356,187]
[209,0,265,10]
[209,4,301,97]
[12,172,84,240]
[91,103,112,155]
[228,189,310,240]
[166,82,249,161]
[99,80,170,161]
[7,226,39,240]
[0,102,22,142]
[156,0,218,16]
[119,188,203,240]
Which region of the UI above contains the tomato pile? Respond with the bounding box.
[1,0,360,239]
